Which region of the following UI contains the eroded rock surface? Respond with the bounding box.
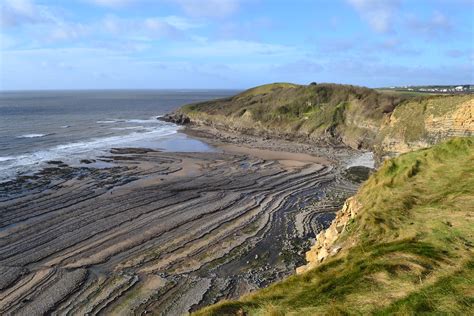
[296,196,361,274]
[0,143,357,315]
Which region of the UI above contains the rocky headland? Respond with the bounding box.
[164,83,473,160]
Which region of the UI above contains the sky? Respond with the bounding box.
[0,0,473,90]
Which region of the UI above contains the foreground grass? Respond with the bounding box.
[195,137,474,315]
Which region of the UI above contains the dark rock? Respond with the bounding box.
[110,148,157,154]
[343,166,373,183]
[46,161,68,168]
[46,160,65,165]
[158,113,191,125]
[80,159,96,164]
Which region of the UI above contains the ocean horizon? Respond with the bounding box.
[0,90,239,182]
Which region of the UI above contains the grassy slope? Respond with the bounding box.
[181,83,471,152]
[195,137,474,315]
[182,83,410,148]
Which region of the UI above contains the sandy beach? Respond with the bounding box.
[0,126,363,315]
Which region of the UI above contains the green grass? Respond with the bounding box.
[181,83,472,151]
[181,83,416,148]
[376,261,474,315]
[184,83,408,121]
[240,82,300,97]
[194,137,474,315]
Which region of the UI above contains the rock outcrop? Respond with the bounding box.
[158,112,191,125]
[425,98,473,136]
[296,196,361,274]
[377,97,473,157]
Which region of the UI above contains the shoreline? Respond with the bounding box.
[0,125,214,184]
[0,126,366,315]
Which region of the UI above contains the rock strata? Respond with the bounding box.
[0,136,358,315]
[296,196,361,274]
[378,97,473,158]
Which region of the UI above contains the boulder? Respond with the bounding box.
[158,113,191,125]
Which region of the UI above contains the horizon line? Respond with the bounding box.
[1,83,473,93]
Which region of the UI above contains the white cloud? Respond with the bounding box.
[48,23,89,41]
[144,18,179,35]
[0,0,55,27]
[86,0,137,8]
[102,14,201,35]
[100,15,188,39]
[87,0,242,17]
[376,38,419,55]
[102,14,122,33]
[347,0,400,33]
[0,0,90,45]
[162,15,204,30]
[173,0,240,18]
[406,11,452,38]
[169,39,296,57]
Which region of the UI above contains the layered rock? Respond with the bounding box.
[424,98,473,137]
[0,146,356,314]
[296,196,361,274]
[378,97,473,157]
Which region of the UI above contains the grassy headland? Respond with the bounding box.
[182,83,407,149]
[179,83,473,157]
[195,137,474,315]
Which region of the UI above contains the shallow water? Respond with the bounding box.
[0,90,238,181]
[346,151,375,169]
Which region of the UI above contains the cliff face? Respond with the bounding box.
[177,83,473,158]
[296,196,361,274]
[376,95,473,157]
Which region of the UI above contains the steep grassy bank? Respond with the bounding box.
[195,137,474,315]
[178,83,473,156]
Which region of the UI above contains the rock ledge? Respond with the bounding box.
[296,196,361,274]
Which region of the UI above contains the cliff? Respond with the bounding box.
[195,137,474,315]
[376,95,473,157]
[295,196,361,274]
[173,83,473,158]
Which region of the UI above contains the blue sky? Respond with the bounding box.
[0,0,473,90]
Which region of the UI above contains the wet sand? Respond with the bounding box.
[0,126,360,315]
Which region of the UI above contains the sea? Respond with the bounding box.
[0,90,238,182]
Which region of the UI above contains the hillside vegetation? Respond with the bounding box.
[180,83,473,156]
[195,137,474,315]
